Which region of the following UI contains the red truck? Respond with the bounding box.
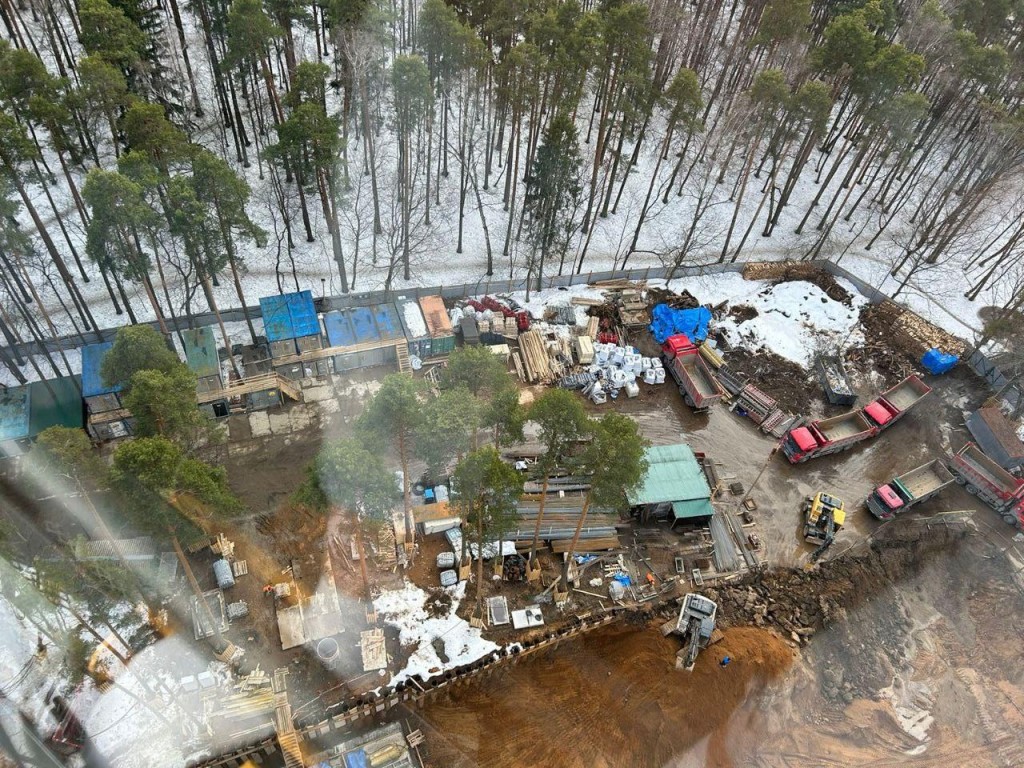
[662,334,726,412]
[783,375,931,463]
[947,443,1024,529]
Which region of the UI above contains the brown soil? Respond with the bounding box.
[727,304,758,323]
[718,347,817,414]
[418,625,792,768]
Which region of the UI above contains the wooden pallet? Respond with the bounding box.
[396,340,411,374]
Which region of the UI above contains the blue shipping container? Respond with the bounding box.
[373,304,403,341]
[259,290,319,342]
[82,342,121,398]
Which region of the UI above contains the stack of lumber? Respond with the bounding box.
[571,296,606,307]
[889,302,966,355]
[551,536,620,552]
[519,330,553,382]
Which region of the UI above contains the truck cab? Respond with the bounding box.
[866,482,908,519]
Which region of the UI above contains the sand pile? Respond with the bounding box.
[420,625,792,768]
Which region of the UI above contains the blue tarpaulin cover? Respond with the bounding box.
[259,291,319,342]
[344,750,369,768]
[649,304,712,344]
[82,342,120,397]
[323,311,357,347]
[921,348,958,375]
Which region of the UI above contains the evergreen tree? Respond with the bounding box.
[101,324,180,390]
[523,114,584,293]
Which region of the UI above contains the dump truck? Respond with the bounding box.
[866,459,955,520]
[802,492,845,560]
[662,335,726,412]
[675,593,717,671]
[782,375,931,463]
[947,443,1024,529]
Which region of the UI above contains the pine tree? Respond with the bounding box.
[523,114,584,293]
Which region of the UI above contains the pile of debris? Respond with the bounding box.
[859,301,966,371]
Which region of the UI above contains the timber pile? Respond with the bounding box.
[519,329,553,382]
[648,286,700,309]
[571,296,606,307]
[551,536,620,552]
[742,261,818,282]
[860,301,966,362]
[592,278,646,290]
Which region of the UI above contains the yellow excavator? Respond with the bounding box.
[802,492,845,561]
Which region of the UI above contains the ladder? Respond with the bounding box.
[396,340,411,375]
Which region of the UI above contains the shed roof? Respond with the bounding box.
[323,310,357,347]
[28,376,83,435]
[81,342,120,398]
[627,443,711,506]
[350,306,380,344]
[672,499,714,520]
[259,290,319,342]
[181,327,220,378]
[0,386,30,442]
[373,304,404,341]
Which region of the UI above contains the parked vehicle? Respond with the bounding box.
[663,335,725,412]
[866,459,955,520]
[816,354,856,407]
[802,492,845,560]
[783,375,931,463]
[947,443,1024,529]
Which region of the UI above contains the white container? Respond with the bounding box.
[654,368,666,384]
[644,368,658,385]
[440,569,458,587]
[437,551,456,569]
[625,380,640,398]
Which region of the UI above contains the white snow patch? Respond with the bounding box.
[661,277,867,368]
[373,580,498,686]
[400,302,428,338]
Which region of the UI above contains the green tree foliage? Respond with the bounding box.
[451,447,522,611]
[415,387,480,481]
[224,0,281,71]
[358,374,425,543]
[440,345,524,446]
[524,114,584,288]
[753,0,811,47]
[110,436,241,538]
[123,367,205,444]
[302,438,397,517]
[525,388,589,560]
[31,426,103,481]
[83,168,161,288]
[119,102,189,170]
[78,0,148,73]
[101,324,180,390]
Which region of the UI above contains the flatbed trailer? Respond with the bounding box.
[783,375,931,463]
[947,443,1024,528]
[866,459,955,519]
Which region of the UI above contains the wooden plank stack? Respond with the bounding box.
[519,329,553,382]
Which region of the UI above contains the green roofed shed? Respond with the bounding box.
[627,443,713,526]
[182,327,220,379]
[29,376,83,435]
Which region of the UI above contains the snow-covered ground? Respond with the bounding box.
[373,580,498,686]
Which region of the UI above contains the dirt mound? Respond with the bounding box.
[717,347,815,414]
[707,521,969,701]
[419,625,792,768]
[727,304,758,323]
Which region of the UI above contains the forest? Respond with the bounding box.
[1,0,1023,382]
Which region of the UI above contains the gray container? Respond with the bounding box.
[436,551,456,569]
[440,569,458,587]
[213,558,235,589]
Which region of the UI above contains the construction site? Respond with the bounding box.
[4,262,1024,768]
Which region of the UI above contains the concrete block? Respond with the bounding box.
[249,411,272,438]
[268,412,290,434]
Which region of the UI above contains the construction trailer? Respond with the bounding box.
[82,342,134,441]
[966,407,1024,472]
[420,295,455,356]
[627,444,715,529]
[396,297,432,360]
[259,290,327,379]
[182,327,228,418]
[0,376,85,458]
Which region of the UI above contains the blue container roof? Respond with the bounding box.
[323,311,357,347]
[351,307,380,344]
[0,386,30,442]
[259,290,319,342]
[82,342,121,398]
[373,304,403,341]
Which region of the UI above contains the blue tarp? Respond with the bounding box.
[921,348,958,375]
[323,311,357,347]
[373,304,403,340]
[259,290,319,342]
[649,304,712,344]
[351,306,380,343]
[344,750,369,768]
[81,342,120,397]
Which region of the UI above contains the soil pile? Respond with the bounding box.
[708,521,968,700]
[420,625,792,768]
[716,347,816,413]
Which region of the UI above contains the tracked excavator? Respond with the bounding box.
[675,593,717,671]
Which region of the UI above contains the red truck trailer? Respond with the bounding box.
[865,459,955,520]
[783,375,931,463]
[662,335,726,412]
[947,443,1024,529]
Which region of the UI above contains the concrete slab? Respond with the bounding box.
[249,411,272,438]
[303,386,331,403]
[268,412,291,434]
